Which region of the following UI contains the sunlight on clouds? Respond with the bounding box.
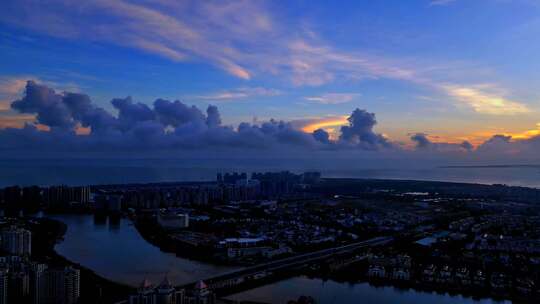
[505,123,540,140]
[300,116,349,133]
[0,77,28,95]
[0,114,35,129]
[0,101,10,111]
[444,85,530,115]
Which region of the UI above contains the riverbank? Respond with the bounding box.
[133,216,244,266]
[307,257,538,304]
[31,216,134,303]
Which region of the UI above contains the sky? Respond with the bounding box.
[0,0,539,164]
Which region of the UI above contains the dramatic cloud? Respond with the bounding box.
[339,109,391,148]
[297,116,348,134]
[0,0,529,119]
[1,81,322,152]
[0,77,27,96]
[11,81,75,129]
[411,133,431,149]
[411,132,474,153]
[2,81,540,163]
[312,128,330,144]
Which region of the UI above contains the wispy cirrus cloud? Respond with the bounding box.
[194,87,281,101]
[443,84,530,115]
[429,0,457,6]
[0,0,531,118]
[305,93,360,105]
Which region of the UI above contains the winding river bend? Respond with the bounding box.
[52,214,510,304]
[49,214,237,287]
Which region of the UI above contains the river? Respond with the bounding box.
[51,214,511,303]
[225,277,510,304]
[49,214,237,287]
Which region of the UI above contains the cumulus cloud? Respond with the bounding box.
[339,109,391,148]
[0,81,322,152]
[11,81,75,129]
[411,133,431,148]
[3,81,540,163]
[411,132,474,153]
[313,128,330,144]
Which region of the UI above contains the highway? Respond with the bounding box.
[178,235,393,290]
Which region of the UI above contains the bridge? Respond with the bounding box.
[178,236,393,292]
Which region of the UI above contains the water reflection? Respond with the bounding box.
[227,277,511,304]
[50,214,237,287]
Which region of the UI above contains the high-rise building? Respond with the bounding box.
[45,186,90,208]
[0,226,31,256]
[8,271,30,302]
[30,262,47,304]
[0,270,7,304]
[40,266,80,304]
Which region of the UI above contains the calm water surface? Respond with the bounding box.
[50,214,237,287]
[2,158,540,188]
[51,214,513,304]
[226,277,511,304]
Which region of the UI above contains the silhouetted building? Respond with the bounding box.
[129,277,184,304]
[0,226,31,256]
[40,266,80,304]
[184,280,215,304]
[0,270,7,304]
[45,186,90,208]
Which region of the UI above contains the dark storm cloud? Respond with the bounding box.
[411,132,475,153]
[313,128,330,144]
[153,98,206,127]
[1,81,322,152]
[460,141,473,151]
[410,133,431,148]
[339,108,391,148]
[205,105,222,128]
[8,81,529,160]
[11,81,74,129]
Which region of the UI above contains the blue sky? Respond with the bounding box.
[1,0,540,146]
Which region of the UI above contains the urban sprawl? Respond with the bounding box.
[1,172,540,303]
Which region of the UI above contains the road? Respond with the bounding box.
[178,235,393,290]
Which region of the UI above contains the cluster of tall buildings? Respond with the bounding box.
[44,186,90,208]
[0,186,42,214]
[128,278,215,304]
[0,185,91,213]
[90,171,321,212]
[0,226,31,256]
[0,257,80,304]
[219,171,321,198]
[0,225,80,304]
